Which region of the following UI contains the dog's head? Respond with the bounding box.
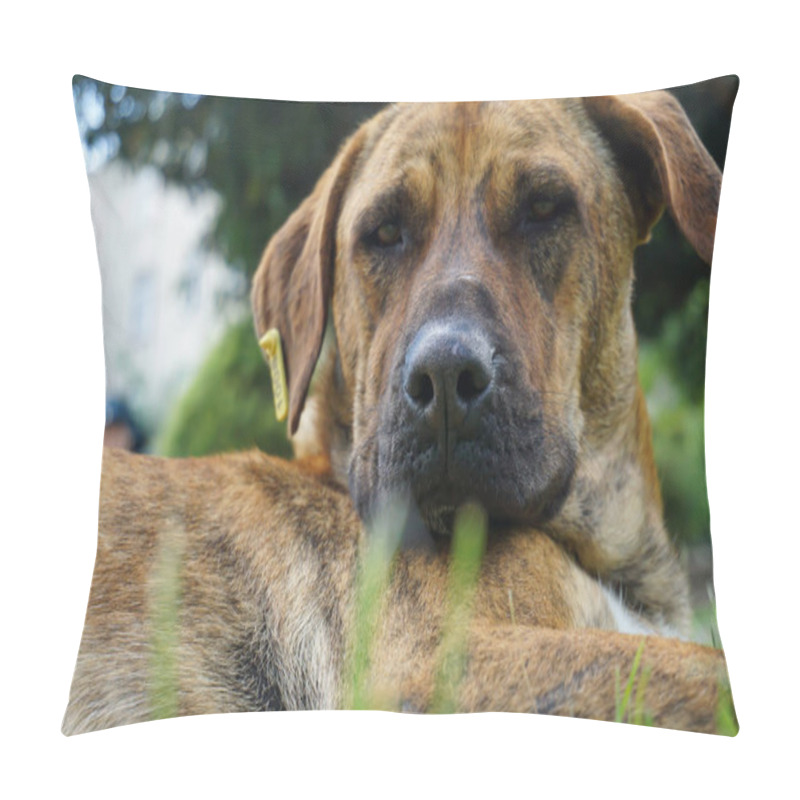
[253,95,720,539]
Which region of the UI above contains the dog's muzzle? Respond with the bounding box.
[395,320,509,531]
[354,317,576,539]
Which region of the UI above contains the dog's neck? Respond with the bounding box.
[546,381,690,634]
[291,350,354,483]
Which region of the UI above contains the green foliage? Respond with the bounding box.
[631,74,737,352]
[659,280,711,404]
[632,214,708,343]
[157,318,292,458]
[639,279,715,548]
[73,76,382,277]
[655,404,709,545]
[716,679,740,737]
[692,600,723,648]
[639,334,710,547]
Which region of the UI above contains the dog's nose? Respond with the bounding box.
[403,323,494,437]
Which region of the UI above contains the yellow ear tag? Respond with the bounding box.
[259,329,289,422]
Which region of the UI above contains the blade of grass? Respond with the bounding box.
[631,664,653,726]
[345,499,406,710]
[431,502,488,714]
[147,523,184,721]
[715,678,739,736]
[614,638,646,723]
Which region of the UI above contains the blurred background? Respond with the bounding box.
[73,76,737,641]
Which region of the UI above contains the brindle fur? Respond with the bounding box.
[253,95,721,634]
[64,448,726,734]
[65,94,732,735]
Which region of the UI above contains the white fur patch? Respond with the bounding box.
[600,584,683,640]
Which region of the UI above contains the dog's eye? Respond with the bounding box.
[526,195,562,224]
[377,222,401,246]
[375,221,402,247]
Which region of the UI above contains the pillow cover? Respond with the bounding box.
[64,75,738,735]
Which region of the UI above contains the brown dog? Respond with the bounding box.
[252,93,721,636]
[64,93,733,735]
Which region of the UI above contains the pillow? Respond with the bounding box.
[64,75,739,735]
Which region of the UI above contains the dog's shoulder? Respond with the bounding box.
[99,447,355,549]
[101,446,340,493]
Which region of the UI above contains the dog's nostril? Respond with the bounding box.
[456,368,488,402]
[407,372,435,406]
[404,326,494,421]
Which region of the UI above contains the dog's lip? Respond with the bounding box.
[412,468,521,524]
[407,440,576,530]
[415,479,473,512]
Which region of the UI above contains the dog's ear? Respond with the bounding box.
[252,129,366,435]
[583,91,721,263]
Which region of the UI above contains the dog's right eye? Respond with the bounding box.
[376,222,402,246]
[365,221,404,249]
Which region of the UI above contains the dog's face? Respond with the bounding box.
[253,96,719,539]
[334,101,636,533]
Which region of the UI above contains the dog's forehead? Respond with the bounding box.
[343,99,606,211]
[361,100,594,172]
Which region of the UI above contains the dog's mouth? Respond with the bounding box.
[414,439,576,536]
[351,398,578,540]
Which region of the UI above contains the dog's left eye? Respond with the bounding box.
[526,194,565,225]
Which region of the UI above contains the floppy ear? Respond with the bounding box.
[583,91,722,263]
[252,129,366,435]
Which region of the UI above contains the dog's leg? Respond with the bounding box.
[65,449,730,734]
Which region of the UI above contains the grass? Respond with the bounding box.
[613,638,739,735]
[693,596,739,735]
[715,679,739,736]
[430,503,488,713]
[343,500,487,712]
[147,524,184,720]
[614,639,654,726]
[144,507,736,734]
[342,508,738,734]
[345,500,406,710]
